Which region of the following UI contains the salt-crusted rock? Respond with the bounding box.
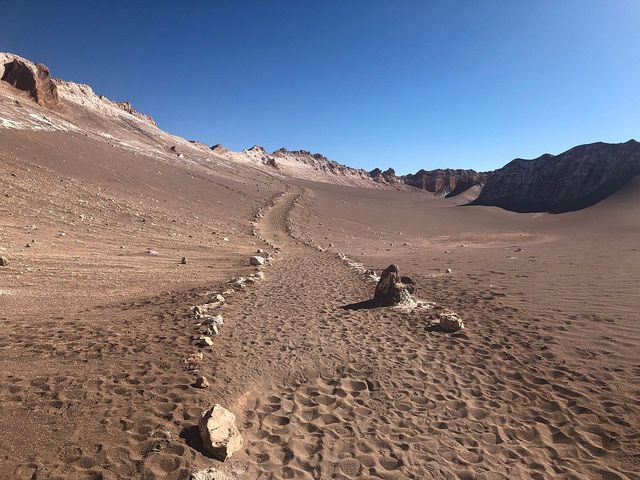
[198,405,243,461]
[249,256,265,266]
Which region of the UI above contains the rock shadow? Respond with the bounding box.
[340,299,380,311]
[180,425,214,458]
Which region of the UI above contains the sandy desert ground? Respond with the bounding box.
[0,60,639,479]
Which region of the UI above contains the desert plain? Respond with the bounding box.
[0,53,639,480]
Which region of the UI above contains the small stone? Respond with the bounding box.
[249,256,265,266]
[198,336,214,347]
[181,256,187,265]
[200,314,224,327]
[0,256,8,267]
[438,312,464,333]
[446,268,452,274]
[146,249,159,256]
[194,376,210,389]
[256,248,264,254]
[223,237,229,242]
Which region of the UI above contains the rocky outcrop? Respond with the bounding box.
[472,140,640,213]
[369,168,400,184]
[373,264,417,306]
[402,169,488,197]
[112,101,157,127]
[0,54,58,107]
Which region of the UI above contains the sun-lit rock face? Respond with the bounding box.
[473,140,640,213]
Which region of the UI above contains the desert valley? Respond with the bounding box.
[0,52,638,480]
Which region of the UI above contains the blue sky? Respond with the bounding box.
[2,1,639,173]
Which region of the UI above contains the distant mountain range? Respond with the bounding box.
[1,51,638,213]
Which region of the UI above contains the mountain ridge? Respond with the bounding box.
[1,51,638,212]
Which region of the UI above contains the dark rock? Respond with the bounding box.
[472,140,640,213]
[373,264,415,306]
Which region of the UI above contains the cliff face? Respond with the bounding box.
[0,53,59,107]
[472,141,640,213]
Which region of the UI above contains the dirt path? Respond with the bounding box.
[216,188,637,480]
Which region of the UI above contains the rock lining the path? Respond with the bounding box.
[198,405,243,461]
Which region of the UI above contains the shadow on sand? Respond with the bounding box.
[180,425,212,458]
[340,299,381,311]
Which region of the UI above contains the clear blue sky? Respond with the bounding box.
[2,1,639,173]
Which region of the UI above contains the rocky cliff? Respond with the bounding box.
[0,53,59,107]
[472,140,640,213]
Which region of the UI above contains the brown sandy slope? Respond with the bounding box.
[1,55,638,479]
[286,178,640,479]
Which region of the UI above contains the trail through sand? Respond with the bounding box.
[214,189,637,479]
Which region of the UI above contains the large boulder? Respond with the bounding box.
[373,264,417,306]
[198,405,243,461]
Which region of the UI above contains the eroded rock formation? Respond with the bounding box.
[373,264,417,306]
[0,55,58,107]
[402,168,488,197]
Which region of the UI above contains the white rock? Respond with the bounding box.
[438,313,464,333]
[198,336,214,347]
[198,405,243,461]
[200,314,224,327]
[249,256,265,266]
[446,268,452,274]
